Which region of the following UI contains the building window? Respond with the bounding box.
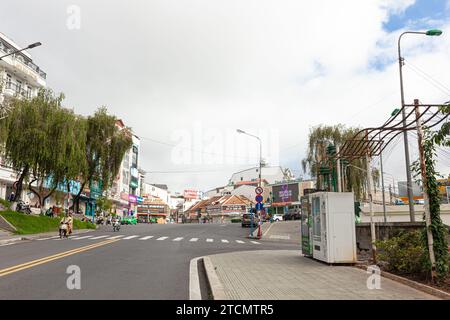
[123,152,129,168]
[6,74,12,88]
[122,170,129,185]
[16,80,22,95]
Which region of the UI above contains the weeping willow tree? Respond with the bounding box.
[0,89,88,209]
[71,107,133,212]
[302,124,380,201]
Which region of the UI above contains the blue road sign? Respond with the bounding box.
[256,202,264,210]
[255,195,263,203]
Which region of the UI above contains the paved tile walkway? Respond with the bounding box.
[207,250,437,300]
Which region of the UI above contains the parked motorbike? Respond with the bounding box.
[16,200,32,214]
[59,222,69,239]
[112,220,120,232]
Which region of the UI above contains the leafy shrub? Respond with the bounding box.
[0,198,11,210]
[231,218,242,223]
[376,230,429,276]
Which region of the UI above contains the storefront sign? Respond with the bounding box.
[184,189,200,199]
[129,194,137,203]
[120,192,129,201]
[130,167,139,178]
[43,176,81,195]
[222,205,245,212]
[137,196,144,203]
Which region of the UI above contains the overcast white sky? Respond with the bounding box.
[1,0,449,193]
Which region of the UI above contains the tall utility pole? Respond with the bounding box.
[398,33,415,221]
[236,129,262,237]
[365,131,377,263]
[336,147,342,192]
[389,185,393,205]
[379,138,387,222]
[414,99,436,281]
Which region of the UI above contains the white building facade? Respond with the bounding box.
[107,120,142,217]
[0,32,46,203]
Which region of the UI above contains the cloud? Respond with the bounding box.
[1,0,448,192]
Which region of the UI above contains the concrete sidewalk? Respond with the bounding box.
[0,228,95,245]
[203,250,437,300]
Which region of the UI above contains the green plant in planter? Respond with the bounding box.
[376,230,429,276]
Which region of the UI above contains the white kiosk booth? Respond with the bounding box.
[310,192,357,264]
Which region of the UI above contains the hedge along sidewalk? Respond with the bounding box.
[0,211,96,240]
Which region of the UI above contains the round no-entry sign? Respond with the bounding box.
[255,187,263,194]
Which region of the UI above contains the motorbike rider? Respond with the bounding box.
[60,213,70,237]
[61,211,74,235]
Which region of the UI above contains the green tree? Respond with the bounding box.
[71,107,132,212]
[1,89,63,202]
[95,196,113,215]
[0,89,88,211]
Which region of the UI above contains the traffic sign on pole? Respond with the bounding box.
[255,195,263,203]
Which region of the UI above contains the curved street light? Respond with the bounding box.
[0,41,42,60]
[397,29,442,222]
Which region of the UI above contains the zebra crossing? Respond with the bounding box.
[40,234,261,245]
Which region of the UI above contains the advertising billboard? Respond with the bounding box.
[184,189,200,199]
[272,183,299,205]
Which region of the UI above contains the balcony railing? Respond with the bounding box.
[0,47,47,80]
[4,82,32,99]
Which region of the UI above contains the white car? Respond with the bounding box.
[273,214,283,222]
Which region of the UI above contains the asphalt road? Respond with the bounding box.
[0,222,298,299]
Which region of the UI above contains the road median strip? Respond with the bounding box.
[0,239,119,277]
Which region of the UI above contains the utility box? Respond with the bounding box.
[310,192,356,264]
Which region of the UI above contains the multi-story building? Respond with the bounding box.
[0,32,46,105]
[0,32,46,202]
[142,183,170,204]
[108,120,141,217]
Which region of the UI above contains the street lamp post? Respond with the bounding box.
[237,129,262,238]
[397,29,442,222]
[0,42,42,60]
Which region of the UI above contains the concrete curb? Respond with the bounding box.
[203,256,227,300]
[0,237,23,245]
[356,265,450,300]
[189,256,203,300]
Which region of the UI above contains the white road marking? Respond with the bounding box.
[37,237,52,241]
[107,235,125,239]
[269,235,290,240]
[221,239,229,243]
[156,236,168,241]
[139,236,154,240]
[251,241,260,244]
[173,237,183,241]
[206,238,214,242]
[72,236,93,240]
[0,243,14,246]
[236,240,245,244]
[90,235,108,240]
[189,238,199,242]
[123,235,139,240]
